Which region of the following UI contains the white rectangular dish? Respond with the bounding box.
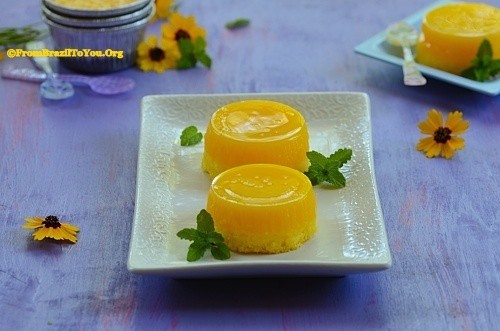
[354,0,500,96]
[128,92,392,277]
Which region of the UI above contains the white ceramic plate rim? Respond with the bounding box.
[354,0,500,96]
[128,92,392,278]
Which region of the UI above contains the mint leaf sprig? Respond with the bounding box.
[180,126,203,146]
[225,18,250,30]
[177,37,212,70]
[304,149,352,188]
[461,39,500,82]
[177,209,231,262]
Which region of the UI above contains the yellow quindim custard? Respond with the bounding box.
[206,164,317,254]
[201,100,309,178]
[416,2,500,75]
[50,0,140,10]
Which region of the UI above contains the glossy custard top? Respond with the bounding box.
[416,2,500,74]
[210,100,306,142]
[423,3,499,37]
[50,0,140,10]
[211,164,312,206]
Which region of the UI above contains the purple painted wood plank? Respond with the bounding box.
[1,0,499,330]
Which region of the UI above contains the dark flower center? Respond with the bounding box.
[433,127,452,144]
[43,215,61,229]
[175,29,191,41]
[149,47,165,61]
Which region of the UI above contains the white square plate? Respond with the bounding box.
[354,0,500,96]
[128,92,392,278]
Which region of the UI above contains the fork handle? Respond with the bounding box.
[402,44,426,86]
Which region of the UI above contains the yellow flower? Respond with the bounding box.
[136,35,179,73]
[0,50,4,61]
[416,109,469,159]
[23,216,79,243]
[154,0,174,20]
[161,12,206,49]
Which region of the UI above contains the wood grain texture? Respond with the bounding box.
[1,0,499,330]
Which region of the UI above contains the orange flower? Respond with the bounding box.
[23,216,79,243]
[416,109,469,159]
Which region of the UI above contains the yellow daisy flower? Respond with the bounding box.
[161,12,206,48]
[416,109,469,159]
[136,35,179,73]
[23,215,79,243]
[155,0,174,20]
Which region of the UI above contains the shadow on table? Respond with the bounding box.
[133,274,387,328]
[360,64,498,120]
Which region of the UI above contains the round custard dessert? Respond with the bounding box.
[206,164,317,254]
[201,100,309,178]
[416,2,500,75]
[48,0,141,10]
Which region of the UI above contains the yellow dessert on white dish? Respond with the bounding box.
[206,164,317,254]
[416,2,500,75]
[202,100,310,178]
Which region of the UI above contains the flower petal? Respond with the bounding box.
[416,137,435,152]
[33,228,48,240]
[427,109,443,129]
[60,228,78,243]
[51,229,62,240]
[23,224,43,229]
[425,142,442,158]
[23,217,44,229]
[448,136,465,150]
[441,142,455,159]
[418,120,437,135]
[46,227,54,239]
[61,223,79,232]
[145,35,158,48]
[446,111,469,134]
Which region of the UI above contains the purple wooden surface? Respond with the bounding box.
[1,0,499,330]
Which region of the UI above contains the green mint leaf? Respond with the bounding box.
[474,68,490,82]
[490,59,500,76]
[178,38,194,55]
[206,231,225,244]
[328,148,352,168]
[180,126,203,146]
[306,151,328,167]
[196,209,215,233]
[325,166,346,188]
[225,18,250,30]
[210,243,231,260]
[196,51,212,68]
[477,39,492,59]
[193,37,206,53]
[463,39,498,82]
[304,163,326,186]
[177,54,197,70]
[305,149,351,187]
[461,66,477,80]
[178,209,232,262]
[187,241,208,262]
[177,228,203,241]
[176,39,197,69]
